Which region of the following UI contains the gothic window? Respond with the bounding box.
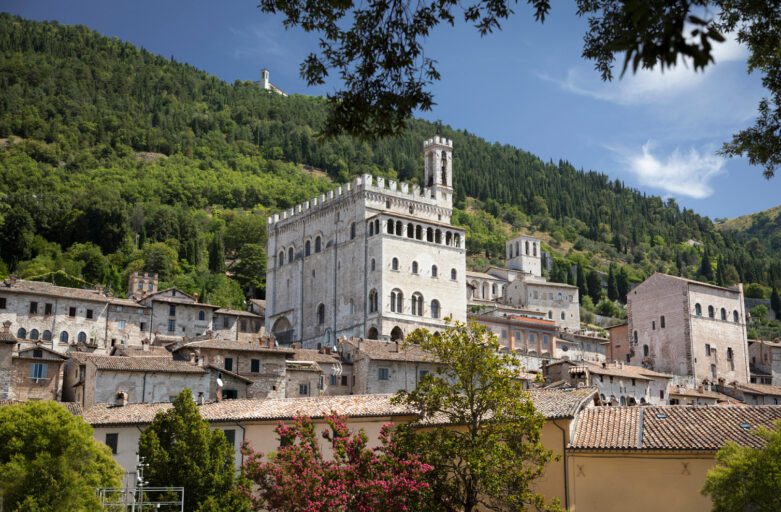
[695,303,702,316]
[198,310,205,321]
[548,310,553,319]
[78,332,87,343]
[315,236,322,253]
[368,221,374,236]
[431,299,441,319]
[733,310,739,323]
[435,229,442,244]
[441,151,447,185]
[350,222,356,240]
[515,242,520,257]
[427,153,434,186]
[451,268,457,280]
[708,305,715,318]
[392,257,399,271]
[391,289,403,313]
[411,292,424,316]
[371,258,376,271]
[288,247,294,263]
[525,241,530,255]
[305,240,311,256]
[415,225,422,240]
[561,311,566,320]
[387,220,394,234]
[368,327,379,339]
[42,330,52,341]
[633,330,638,344]
[482,282,489,298]
[374,219,380,234]
[30,329,39,341]
[454,234,461,247]
[407,223,414,238]
[317,304,325,325]
[396,220,403,235]
[660,316,666,328]
[643,344,649,357]
[432,265,438,278]
[720,308,727,321]
[427,227,434,242]
[278,251,285,266]
[412,261,419,274]
[17,328,26,339]
[446,232,452,246]
[59,331,69,344]
[368,289,378,313]
[533,243,537,257]
[492,283,498,296]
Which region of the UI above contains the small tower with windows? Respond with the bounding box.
[423,136,453,209]
[260,68,270,90]
[506,235,542,277]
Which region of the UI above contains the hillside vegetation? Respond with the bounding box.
[1,13,780,310]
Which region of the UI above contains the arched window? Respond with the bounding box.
[432,265,438,278]
[561,311,566,320]
[441,150,448,185]
[350,223,356,240]
[288,247,294,263]
[375,219,380,234]
[317,304,325,325]
[548,310,553,319]
[17,328,26,339]
[633,330,638,344]
[482,282,489,299]
[411,292,424,316]
[733,310,739,323]
[515,242,520,257]
[390,326,404,341]
[305,240,311,256]
[708,305,715,319]
[412,261,419,274]
[446,232,453,246]
[392,257,399,271]
[368,221,374,236]
[368,289,378,313]
[29,329,39,341]
[415,225,422,240]
[387,220,394,234]
[427,227,434,242]
[695,303,702,316]
[525,241,530,255]
[391,289,404,313]
[42,330,52,341]
[660,316,666,328]
[492,283,498,296]
[454,234,461,248]
[431,299,441,319]
[77,332,87,343]
[368,327,379,339]
[198,310,205,321]
[396,220,403,235]
[643,344,649,357]
[371,258,376,271]
[59,331,69,344]
[451,268,457,280]
[533,243,537,257]
[315,236,322,253]
[720,308,727,321]
[278,251,285,266]
[435,229,442,244]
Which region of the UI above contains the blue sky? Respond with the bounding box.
[4,0,780,220]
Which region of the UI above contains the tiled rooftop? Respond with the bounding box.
[341,339,437,363]
[176,338,294,354]
[571,406,781,451]
[214,308,263,318]
[2,278,116,303]
[564,360,673,381]
[290,348,341,364]
[69,353,205,373]
[734,382,781,397]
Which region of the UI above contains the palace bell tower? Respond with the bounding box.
[423,136,453,209]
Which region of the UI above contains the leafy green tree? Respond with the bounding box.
[701,420,781,512]
[394,321,559,512]
[142,242,179,280]
[66,242,108,284]
[233,243,266,293]
[0,207,34,268]
[0,401,122,511]
[607,264,619,301]
[138,389,250,512]
[576,264,589,304]
[616,266,631,303]
[745,282,771,299]
[208,232,226,273]
[750,304,769,323]
[586,269,602,304]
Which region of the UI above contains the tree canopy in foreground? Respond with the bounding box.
[394,321,559,512]
[0,400,122,511]
[701,419,781,512]
[260,0,781,178]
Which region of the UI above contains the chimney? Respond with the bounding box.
[395,340,400,353]
[509,335,515,352]
[325,347,332,355]
[197,391,205,405]
[197,356,204,367]
[114,390,128,407]
[141,338,150,352]
[95,284,104,295]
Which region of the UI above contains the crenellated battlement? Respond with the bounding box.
[424,136,453,148]
[267,172,447,227]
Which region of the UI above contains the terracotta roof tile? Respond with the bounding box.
[341,339,437,363]
[215,308,263,318]
[734,382,781,397]
[69,353,205,373]
[290,349,341,364]
[176,339,293,354]
[571,406,781,450]
[2,279,114,303]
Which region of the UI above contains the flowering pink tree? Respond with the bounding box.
[241,414,431,512]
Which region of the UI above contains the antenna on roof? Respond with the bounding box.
[435,120,443,135]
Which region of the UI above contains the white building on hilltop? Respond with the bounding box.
[256,68,287,97]
[265,137,467,347]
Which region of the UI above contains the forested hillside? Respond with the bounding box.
[1,13,779,309]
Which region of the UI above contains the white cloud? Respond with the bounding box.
[229,23,290,60]
[540,31,748,106]
[616,142,726,199]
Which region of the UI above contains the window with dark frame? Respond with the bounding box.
[105,433,119,455]
[225,358,233,371]
[251,359,260,373]
[44,303,53,315]
[29,301,38,314]
[0,297,5,309]
[86,309,93,319]
[69,306,76,317]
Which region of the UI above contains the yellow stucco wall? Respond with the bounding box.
[567,451,715,512]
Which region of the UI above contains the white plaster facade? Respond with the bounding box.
[266,137,467,347]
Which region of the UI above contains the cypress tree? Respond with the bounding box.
[607,265,619,301]
[699,250,714,282]
[587,269,602,304]
[577,264,588,302]
[617,266,630,303]
[716,256,726,286]
[772,287,781,319]
[208,232,226,273]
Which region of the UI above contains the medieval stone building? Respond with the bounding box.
[265,137,467,347]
